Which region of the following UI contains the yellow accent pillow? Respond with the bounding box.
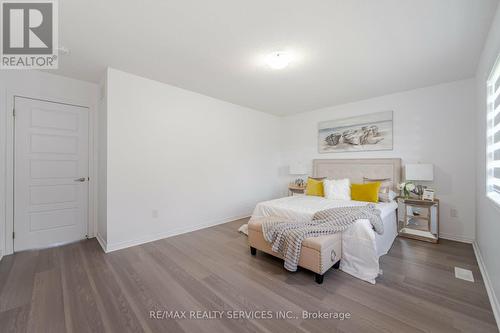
[351,182,381,203]
[305,178,324,197]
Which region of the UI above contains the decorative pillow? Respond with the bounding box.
[351,182,381,203]
[309,177,326,181]
[363,177,392,192]
[305,177,324,197]
[324,178,351,200]
[379,190,398,202]
[363,177,393,202]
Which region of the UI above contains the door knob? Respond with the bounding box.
[74,177,86,182]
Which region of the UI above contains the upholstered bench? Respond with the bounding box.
[248,216,341,284]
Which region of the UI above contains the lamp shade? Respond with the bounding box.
[405,164,434,181]
[289,162,307,175]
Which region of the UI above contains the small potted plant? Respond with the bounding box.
[399,182,416,198]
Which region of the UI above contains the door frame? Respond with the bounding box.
[4,91,97,255]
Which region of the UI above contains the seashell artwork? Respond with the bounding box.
[318,111,393,153]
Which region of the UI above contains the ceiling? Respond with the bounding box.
[52,0,499,116]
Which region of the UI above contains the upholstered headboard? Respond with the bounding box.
[313,158,402,190]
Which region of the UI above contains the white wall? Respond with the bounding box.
[475,3,500,325]
[103,68,282,250]
[0,70,99,256]
[97,73,108,246]
[280,79,477,242]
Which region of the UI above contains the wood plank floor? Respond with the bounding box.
[0,218,497,332]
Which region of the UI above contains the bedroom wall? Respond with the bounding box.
[280,79,476,242]
[97,74,108,246]
[475,2,500,325]
[103,68,282,251]
[0,70,99,256]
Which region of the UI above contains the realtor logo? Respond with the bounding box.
[1,0,58,69]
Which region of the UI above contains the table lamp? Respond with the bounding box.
[289,162,307,186]
[405,164,434,197]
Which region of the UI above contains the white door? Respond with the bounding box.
[14,97,89,251]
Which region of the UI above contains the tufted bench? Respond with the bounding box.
[248,216,342,284]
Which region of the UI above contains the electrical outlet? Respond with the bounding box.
[450,208,458,218]
[152,209,159,218]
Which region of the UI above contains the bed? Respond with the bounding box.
[240,158,402,284]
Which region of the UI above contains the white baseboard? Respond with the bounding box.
[473,241,500,331]
[439,233,474,244]
[96,232,108,252]
[104,213,251,253]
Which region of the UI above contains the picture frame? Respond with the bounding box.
[318,111,393,153]
[422,188,435,201]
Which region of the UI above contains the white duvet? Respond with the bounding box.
[240,196,398,284]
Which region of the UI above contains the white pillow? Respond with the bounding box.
[379,190,398,202]
[324,178,351,200]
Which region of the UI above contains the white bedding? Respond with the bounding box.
[240,196,398,284]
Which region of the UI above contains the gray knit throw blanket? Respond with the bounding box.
[262,205,383,272]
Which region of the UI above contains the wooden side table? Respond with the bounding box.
[397,197,439,243]
[288,184,306,196]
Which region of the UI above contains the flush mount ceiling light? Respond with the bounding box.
[265,51,291,70]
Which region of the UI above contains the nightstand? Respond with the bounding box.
[397,197,439,243]
[288,184,306,196]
